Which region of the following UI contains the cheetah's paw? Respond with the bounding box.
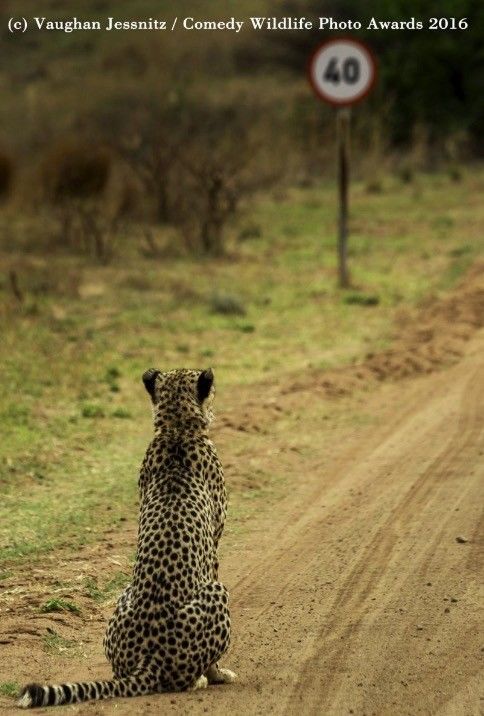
[190,675,208,691]
[217,668,237,683]
[206,665,238,684]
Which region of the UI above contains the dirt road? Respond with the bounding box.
[188,332,483,716]
[1,283,483,715]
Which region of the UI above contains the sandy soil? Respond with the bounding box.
[1,268,483,715]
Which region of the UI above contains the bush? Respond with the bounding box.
[343,292,380,306]
[55,200,119,262]
[41,141,112,202]
[168,102,281,255]
[92,90,284,255]
[209,292,246,316]
[39,141,122,262]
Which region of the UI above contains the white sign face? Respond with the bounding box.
[308,39,376,106]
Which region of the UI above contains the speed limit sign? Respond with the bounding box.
[308,38,377,106]
[307,38,377,288]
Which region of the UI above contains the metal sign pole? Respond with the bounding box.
[337,108,351,288]
[308,38,376,290]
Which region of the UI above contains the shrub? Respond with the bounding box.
[93,90,283,255]
[169,102,281,255]
[209,292,246,316]
[41,142,111,202]
[343,292,380,306]
[40,141,119,262]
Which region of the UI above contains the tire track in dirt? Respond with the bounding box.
[283,360,484,715]
[194,334,483,716]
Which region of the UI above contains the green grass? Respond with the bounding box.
[84,573,131,602]
[0,682,19,698]
[0,168,483,565]
[39,598,81,615]
[43,630,78,656]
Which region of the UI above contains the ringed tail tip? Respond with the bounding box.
[17,683,44,709]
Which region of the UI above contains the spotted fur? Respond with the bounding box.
[17,368,236,708]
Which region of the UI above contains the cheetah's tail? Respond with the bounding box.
[16,674,153,709]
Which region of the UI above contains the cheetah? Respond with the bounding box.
[17,368,236,708]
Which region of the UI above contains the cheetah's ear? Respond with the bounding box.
[142,368,160,398]
[197,368,214,403]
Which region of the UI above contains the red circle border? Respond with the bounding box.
[307,37,378,107]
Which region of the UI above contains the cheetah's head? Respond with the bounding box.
[142,367,215,430]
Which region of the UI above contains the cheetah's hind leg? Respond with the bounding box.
[173,581,236,689]
[205,664,238,684]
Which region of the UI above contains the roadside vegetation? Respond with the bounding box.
[1,167,483,565]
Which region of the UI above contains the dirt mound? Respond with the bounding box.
[216,262,484,441]
[286,261,484,398]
